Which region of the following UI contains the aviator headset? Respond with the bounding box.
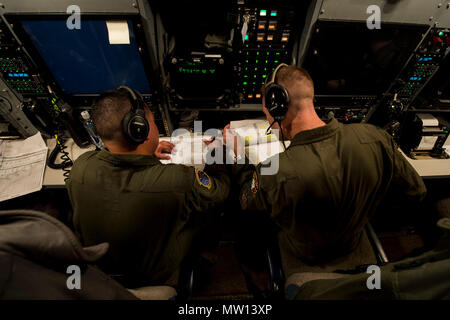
[264,63,290,122]
[119,86,150,145]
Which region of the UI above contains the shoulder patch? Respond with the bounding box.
[250,171,259,194]
[195,168,212,190]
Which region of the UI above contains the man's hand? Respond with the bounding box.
[223,124,244,157]
[203,137,222,149]
[154,141,175,160]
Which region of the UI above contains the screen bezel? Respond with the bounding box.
[301,20,429,97]
[8,14,155,98]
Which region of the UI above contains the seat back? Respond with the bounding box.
[284,227,379,299]
[128,286,177,300]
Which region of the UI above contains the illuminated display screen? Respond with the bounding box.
[178,67,216,74]
[177,61,217,75]
[7,72,29,77]
[170,57,230,102]
[21,19,151,94]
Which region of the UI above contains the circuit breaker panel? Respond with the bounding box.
[234,1,300,105]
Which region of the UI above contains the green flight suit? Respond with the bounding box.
[66,149,230,286]
[235,118,427,278]
[292,228,450,300]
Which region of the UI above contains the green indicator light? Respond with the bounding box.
[266,52,270,55]
[255,67,258,71]
[246,60,249,63]
[256,60,259,63]
[262,82,265,85]
[202,70,207,74]
[244,34,249,41]
[254,75,257,78]
[439,31,444,36]
[257,51,260,55]
[274,60,279,63]
[246,51,249,55]
[244,75,248,78]
[276,52,280,55]
[265,60,268,63]
[243,81,248,85]
[262,74,267,78]
[252,82,256,85]
[260,10,267,16]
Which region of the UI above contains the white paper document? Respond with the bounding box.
[106,21,130,45]
[159,133,212,170]
[230,119,289,164]
[158,119,290,167]
[0,132,48,202]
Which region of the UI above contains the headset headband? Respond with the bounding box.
[264,63,289,88]
[118,86,139,109]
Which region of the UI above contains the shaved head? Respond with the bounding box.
[262,65,324,139]
[276,66,314,106]
[91,88,160,155]
[91,89,133,148]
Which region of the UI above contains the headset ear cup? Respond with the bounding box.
[119,86,150,145]
[122,109,149,145]
[265,84,290,120]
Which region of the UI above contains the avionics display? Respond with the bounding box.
[20,19,151,94]
[302,21,427,96]
[169,53,232,108]
[0,17,46,95]
[392,27,449,105]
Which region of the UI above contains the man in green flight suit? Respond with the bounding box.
[66,87,230,287]
[224,65,427,281]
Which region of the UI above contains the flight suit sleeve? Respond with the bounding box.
[386,133,427,202]
[233,163,270,212]
[184,161,231,214]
